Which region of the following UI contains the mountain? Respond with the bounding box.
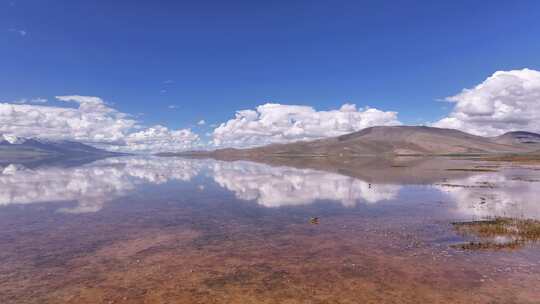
[492,131,540,147]
[167,126,540,159]
[0,134,120,163]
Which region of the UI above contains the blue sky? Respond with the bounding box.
[2,1,540,151]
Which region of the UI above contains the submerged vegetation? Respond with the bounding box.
[452,218,540,250]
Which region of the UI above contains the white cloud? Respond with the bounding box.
[0,95,199,152]
[115,125,200,153]
[168,105,179,109]
[197,119,206,125]
[55,95,104,104]
[6,97,47,104]
[433,68,540,136]
[212,103,401,147]
[8,28,26,36]
[0,134,25,144]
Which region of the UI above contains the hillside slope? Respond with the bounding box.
[491,131,540,150]
[0,134,119,163]
[176,126,539,159]
[224,126,534,157]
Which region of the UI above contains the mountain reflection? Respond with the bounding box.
[1,157,539,219]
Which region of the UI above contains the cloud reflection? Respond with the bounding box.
[438,173,540,220]
[0,158,202,213]
[2,157,539,219]
[209,161,401,207]
[0,157,402,213]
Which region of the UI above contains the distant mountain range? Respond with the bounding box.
[4,126,540,164]
[0,134,120,163]
[164,126,540,159]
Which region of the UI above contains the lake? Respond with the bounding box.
[1,156,540,303]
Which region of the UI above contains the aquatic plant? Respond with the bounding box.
[452,217,540,250]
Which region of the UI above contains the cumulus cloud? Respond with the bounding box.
[197,119,206,125]
[433,69,540,136]
[212,103,401,147]
[0,95,199,152]
[113,125,200,152]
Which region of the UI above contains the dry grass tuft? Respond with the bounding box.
[452,218,540,250]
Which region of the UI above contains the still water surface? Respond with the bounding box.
[1,157,540,303]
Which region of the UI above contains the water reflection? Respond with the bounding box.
[1,157,540,220]
[2,157,540,303]
[437,172,540,220]
[209,161,401,207]
[0,158,201,213]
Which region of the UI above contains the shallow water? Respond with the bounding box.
[1,156,540,303]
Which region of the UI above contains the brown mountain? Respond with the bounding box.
[176,126,539,159]
[491,131,540,148]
